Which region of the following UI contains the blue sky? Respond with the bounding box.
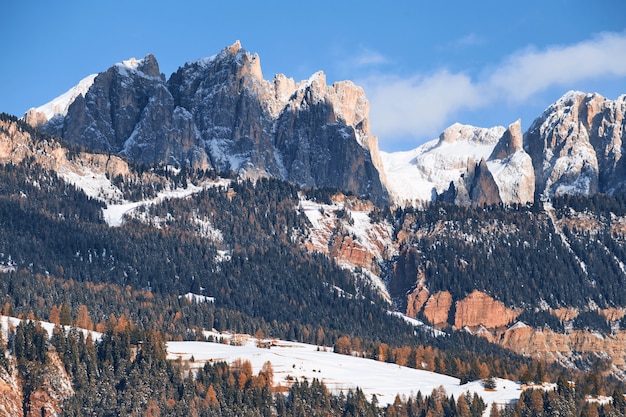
[2,0,625,151]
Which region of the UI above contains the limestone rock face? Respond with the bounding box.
[0,362,22,417]
[525,91,626,198]
[446,158,502,207]
[34,42,387,203]
[274,72,386,202]
[468,159,502,206]
[299,194,396,301]
[0,349,73,417]
[488,120,535,205]
[423,291,453,326]
[454,290,519,328]
[441,120,534,206]
[500,325,626,367]
[404,288,519,330]
[0,116,133,203]
[406,286,430,319]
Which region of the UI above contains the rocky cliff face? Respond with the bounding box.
[525,91,626,199]
[384,92,626,207]
[299,193,396,301]
[403,286,626,372]
[31,42,387,203]
[488,120,535,204]
[0,349,73,417]
[0,116,133,203]
[446,158,503,207]
[405,290,519,329]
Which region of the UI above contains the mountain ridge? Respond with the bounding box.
[26,41,388,204]
[23,43,626,209]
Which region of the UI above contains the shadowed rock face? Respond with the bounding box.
[468,159,502,207]
[441,158,502,207]
[36,42,388,204]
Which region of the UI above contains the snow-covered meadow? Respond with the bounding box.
[167,334,522,411]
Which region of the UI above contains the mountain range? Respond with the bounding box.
[24,41,626,208]
[2,41,626,415]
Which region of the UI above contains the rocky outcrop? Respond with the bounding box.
[29,352,74,417]
[32,41,387,203]
[445,158,502,207]
[468,159,502,207]
[299,194,396,300]
[490,119,524,160]
[525,91,626,199]
[488,120,535,205]
[454,290,519,328]
[423,291,453,327]
[494,324,626,367]
[274,71,386,201]
[0,350,73,417]
[0,116,132,202]
[405,289,519,329]
[406,287,429,319]
[0,362,22,417]
[550,308,579,321]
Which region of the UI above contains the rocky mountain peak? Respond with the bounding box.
[115,54,163,80]
[29,42,388,203]
[524,90,626,198]
[225,39,243,55]
[489,119,523,160]
[438,122,502,146]
[137,53,162,78]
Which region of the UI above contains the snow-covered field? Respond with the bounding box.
[167,335,522,411]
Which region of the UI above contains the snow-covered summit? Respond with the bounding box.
[29,73,97,121]
[113,53,162,79]
[381,124,506,204]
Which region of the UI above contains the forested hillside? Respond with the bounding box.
[3,114,626,415]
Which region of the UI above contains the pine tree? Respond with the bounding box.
[59,303,72,326]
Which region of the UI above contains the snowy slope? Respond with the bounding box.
[0,315,102,342]
[381,124,505,205]
[0,315,522,413]
[167,334,522,411]
[298,196,396,301]
[30,74,97,121]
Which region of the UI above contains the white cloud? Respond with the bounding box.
[450,33,485,48]
[489,31,626,102]
[354,48,388,67]
[360,71,481,144]
[362,31,626,149]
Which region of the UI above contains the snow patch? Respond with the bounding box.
[103,181,225,227]
[0,315,102,342]
[180,293,215,304]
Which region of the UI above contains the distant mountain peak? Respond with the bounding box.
[24,73,98,127]
[114,53,162,79]
[226,39,243,54]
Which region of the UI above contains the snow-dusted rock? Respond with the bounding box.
[525,91,626,198]
[32,41,387,203]
[488,120,535,205]
[381,123,505,205]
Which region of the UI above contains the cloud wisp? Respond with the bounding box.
[361,31,626,149]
